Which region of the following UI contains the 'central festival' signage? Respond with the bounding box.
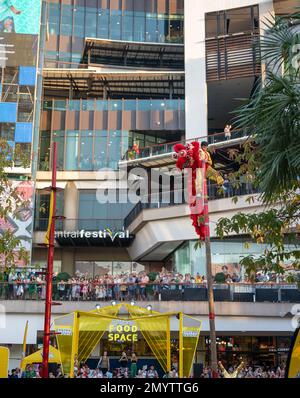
[54,227,134,247]
[55,228,130,241]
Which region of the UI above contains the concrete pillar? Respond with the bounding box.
[61,249,75,276]
[184,0,208,140]
[184,0,274,140]
[63,181,78,231]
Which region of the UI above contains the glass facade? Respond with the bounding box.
[75,261,146,277]
[78,190,135,228]
[46,0,184,68]
[196,335,291,368]
[172,240,298,278]
[43,99,184,111]
[39,99,184,171]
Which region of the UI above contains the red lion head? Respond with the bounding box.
[173,141,202,170]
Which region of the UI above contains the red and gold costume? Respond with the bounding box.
[173,141,223,240]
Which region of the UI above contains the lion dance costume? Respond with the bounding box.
[173,141,223,240]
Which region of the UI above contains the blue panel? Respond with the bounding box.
[19,67,37,86]
[0,103,17,123]
[15,123,33,143]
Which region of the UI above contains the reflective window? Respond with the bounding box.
[122,11,134,41]
[48,3,60,36]
[73,6,85,38]
[61,5,73,36]
[69,100,81,111]
[65,130,79,170]
[134,11,145,42]
[97,9,109,39]
[108,100,122,111]
[94,130,108,169]
[110,9,122,40]
[108,130,122,169]
[146,13,158,42]
[85,7,97,38]
[79,131,93,170]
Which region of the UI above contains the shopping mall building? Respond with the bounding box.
[0,0,299,372]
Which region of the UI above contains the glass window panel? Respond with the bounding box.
[69,100,81,111]
[85,7,97,38]
[226,7,252,35]
[97,9,109,38]
[166,99,178,110]
[73,6,85,37]
[169,15,184,43]
[65,130,79,170]
[146,13,158,42]
[94,261,113,276]
[123,100,136,111]
[157,14,168,43]
[133,12,145,42]
[39,130,50,171]
[132,261,146,274]
[108,130,121,169]
[205,12,218,38]
[49,3,60,36]
[78,192,93,219]
[75,261,94,278]
[94,130,108,169]
[52,131,65,170]
[61,5,73,36]
[122,12,134,41]
[95,100,108,111]
[82,100,95,111]
[137,100,152,111]
[54,100,66,111]
[113,261,132,275]
[110,10,121,40]
[121,130,129,158]
[79,131,93,170]
[108,100,122,110]
[0,122,15,140]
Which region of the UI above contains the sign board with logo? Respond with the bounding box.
[55,228,135,247]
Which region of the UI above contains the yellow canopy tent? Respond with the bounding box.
[20,345,61,371]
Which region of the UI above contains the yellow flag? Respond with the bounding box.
[22,320,28,358]
[286,327,300,378]
[0,347,9,378]
[44,190,54,245]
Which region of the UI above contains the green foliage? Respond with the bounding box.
[57,272,71,282]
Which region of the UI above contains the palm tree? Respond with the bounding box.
[233,10,300,202]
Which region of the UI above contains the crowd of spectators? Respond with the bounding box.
[9,362,289,379]
[0,266,295,301]
[200,364,287,378]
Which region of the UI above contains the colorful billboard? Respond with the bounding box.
[0,0,41,34]
[0,180,34,267]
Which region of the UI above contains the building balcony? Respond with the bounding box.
[119,129,249,167]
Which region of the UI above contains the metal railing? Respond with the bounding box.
[0,282,298,303]
[122,129,249,161]
[124,181,259,228]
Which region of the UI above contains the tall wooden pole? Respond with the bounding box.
[203,174,218,377]
[42,142,57,378]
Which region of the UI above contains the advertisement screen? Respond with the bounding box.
[0,0,41,34]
